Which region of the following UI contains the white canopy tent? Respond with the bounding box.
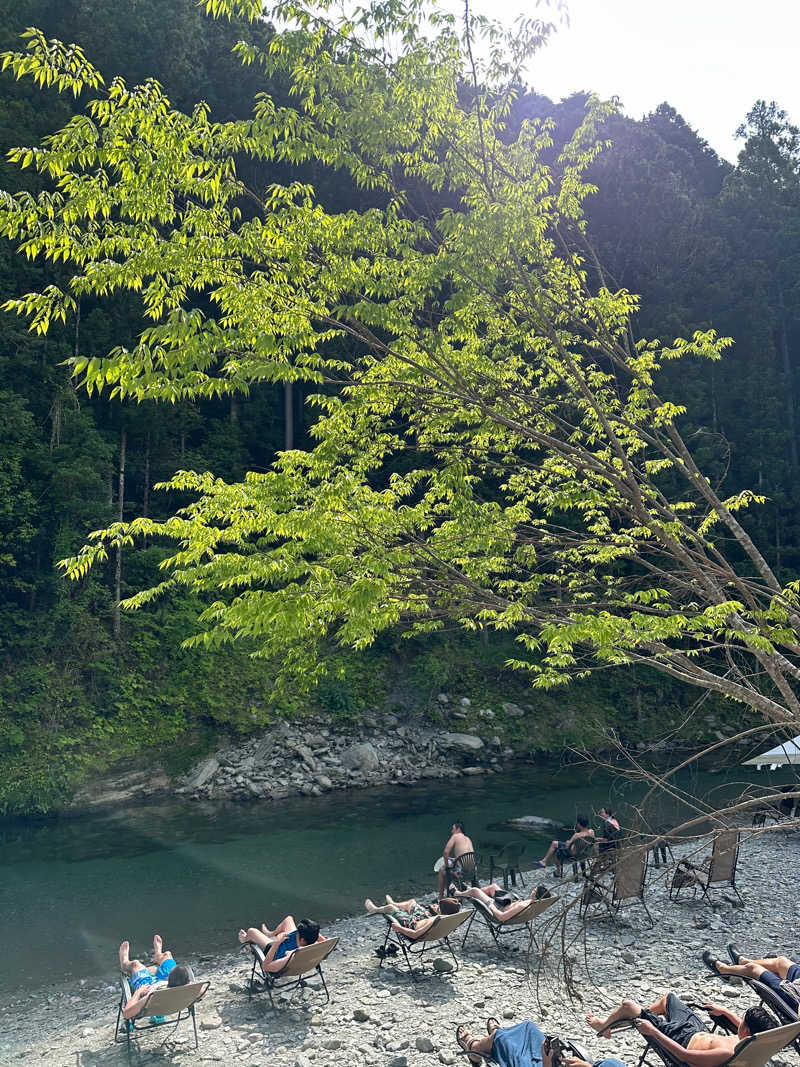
[743,735,800,769]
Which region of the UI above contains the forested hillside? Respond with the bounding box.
[1,0,797,814]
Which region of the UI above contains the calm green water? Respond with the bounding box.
[0,760,793,996]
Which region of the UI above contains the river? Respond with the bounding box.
[0,759,792,997]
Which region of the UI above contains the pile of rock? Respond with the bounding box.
[176,702,527,803]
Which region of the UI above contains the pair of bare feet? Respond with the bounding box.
[364,895,410,915]
[585,1013,614,1039]
[237,923,282,944]
[118,933,164,969]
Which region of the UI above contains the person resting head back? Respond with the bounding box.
[237,913,325,973]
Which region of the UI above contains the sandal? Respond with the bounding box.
[456,1024,481,1064]
[486,1017,500,1034]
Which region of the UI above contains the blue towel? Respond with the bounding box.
[492,1022,545,1067]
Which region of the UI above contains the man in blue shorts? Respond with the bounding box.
[704,944,800,1010]
[237,914,324,973]
[119,934,190,1020]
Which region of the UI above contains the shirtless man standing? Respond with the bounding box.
[587,993,773,1066]
[437,821,474,898]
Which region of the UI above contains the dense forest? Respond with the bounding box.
[1,0,798,814]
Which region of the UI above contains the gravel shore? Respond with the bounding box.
[4,828,799,1067]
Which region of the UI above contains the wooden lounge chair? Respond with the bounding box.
[114,967,210,1055]
[246,937,338,1009]
[610,1016,800,1067]
[580,845,653,927]
[378,909,470,982]
[461,893,557,951]
[669,829,743,905]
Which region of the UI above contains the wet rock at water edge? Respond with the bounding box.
[439,732,484,752]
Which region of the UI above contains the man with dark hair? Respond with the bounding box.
[119,934,190,1020]
[237,914,324,973]
[437,820,474,898]
[587,991,774,1066]
[704,945,800,1010]
[535,815,595,877]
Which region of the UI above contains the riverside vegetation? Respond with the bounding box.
[1,0,799,815]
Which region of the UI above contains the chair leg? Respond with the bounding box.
[461,908,477,948]
[443,935,460,973]
[318,965,331,1005]
[190,1006,199,1050]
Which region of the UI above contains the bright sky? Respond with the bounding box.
[448,0,800,162]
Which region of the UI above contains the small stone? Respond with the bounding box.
[432,958,454,972]
[439,1055,456,1066]
[388,1058,408,1067]
[460,697,471,707]
[353,1008,370,1022]
[323,1039,343,1050]
[416,1035,435,1052]
[295,1055,313,1067]
[502,1008,515,1019]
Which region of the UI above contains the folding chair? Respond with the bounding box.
[451,851,479,891]
[378,910,470,982]
[461,893,557,952]
[246,937,338,1009]
[489,843,526,889]
[580,846,653,927]
[609,1017,800,1067]
[114,967,210,1056]
[669,830,743,905]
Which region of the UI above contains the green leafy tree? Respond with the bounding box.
[1,0,799,733]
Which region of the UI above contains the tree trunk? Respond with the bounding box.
[143,432,150,518]
[777,292,799,471]
[113,428,126,640]
[284,381,294,451]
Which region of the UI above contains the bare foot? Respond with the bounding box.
[153,933,163,955]
[586,1014,611,1038]
[237,929,249,944]
[260,922,273,937]
[119,941,130,968]
[365,898,377,914]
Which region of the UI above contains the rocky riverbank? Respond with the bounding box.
[6,827,799,1067]
[69,698,531,811]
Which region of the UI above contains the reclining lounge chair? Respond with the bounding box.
[246,937,339,1009]
[115,966,210,1055]
[461,894,557,952]
[580,845,653,927]
[607,1016,800,1067]
[669,830,743,905]
[378,909,470,982]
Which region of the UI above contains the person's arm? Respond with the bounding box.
[122,985,152,1020]
[262,932,290,966]
[443,833,457,861]
[702,1001,741,1031]
[633,1020,732,1067]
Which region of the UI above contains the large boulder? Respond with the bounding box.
[439,732,484,752]
[341,741,380,772]
[185,757,219,789]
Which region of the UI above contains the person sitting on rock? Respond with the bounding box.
[534,815,595,877]
[437,820,475,898]
[453,882,553,921]
[703,944,800,1009]
[456,1015,628,1067]
[587,991,774,1066]
[119,935,190,1020]
[365,894,460,939]
[237,915,323,972]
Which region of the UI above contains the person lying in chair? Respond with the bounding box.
[703,944,800,1010]
[587,992,774,1066]
[365,894,460,938]
[119,935,190,1020]
[453,882,553,921]
[456,1014,628,1067]
[237,915,323,972]
[534,816,595,877]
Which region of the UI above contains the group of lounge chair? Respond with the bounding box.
[112,828,780,1062]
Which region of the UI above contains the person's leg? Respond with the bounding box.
[261,915,297,939]
[386,895,418,911]
[238,927,270,949]
[714,959,769,981]
[456,1025,494,1063]
[437,865,447,897]
[366,898,396,915]
[119,941,145,977]
[537,841,559,865]
[454,886,491,903]
[152,934,174,967]
[587,998,644,1037]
